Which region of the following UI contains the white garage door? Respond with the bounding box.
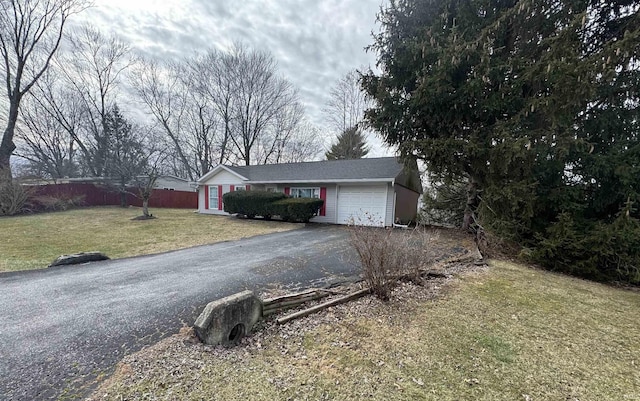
[337,185,387,226]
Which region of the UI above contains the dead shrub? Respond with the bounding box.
[31,193,86,212]
[0,180,32,216]
[349,215,437,300]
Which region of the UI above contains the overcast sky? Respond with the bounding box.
[72,0,392,157]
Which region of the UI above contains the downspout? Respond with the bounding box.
[335,184,339,224]
[391,179,396,226]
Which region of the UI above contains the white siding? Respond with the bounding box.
[198,186,206,213]
[198,185,227,215]
[198,169,249,215]
[203,169,245,185]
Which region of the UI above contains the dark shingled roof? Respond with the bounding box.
[226,157,405,182]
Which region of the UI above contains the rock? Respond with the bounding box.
[49,252,110,267]
[194,291,263,346]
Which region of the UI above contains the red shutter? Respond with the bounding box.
[246,185,251,191]
[204,186,209,209]
[284,187,290,196]
[218,186,223,210]
[230,185,235,191]
[320,187,327,216]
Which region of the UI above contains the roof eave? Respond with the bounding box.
[245,178,395,184]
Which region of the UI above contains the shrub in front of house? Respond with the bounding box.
[271,198,324,223]
[223,190,286,218]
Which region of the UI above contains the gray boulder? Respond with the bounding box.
[194,290,263,346]
[49,252,110,267]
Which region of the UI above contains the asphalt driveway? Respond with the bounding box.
[0,225,359,400]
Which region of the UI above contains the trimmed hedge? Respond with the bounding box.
[272,198,324,223]
[223,190,286,218]
[222,190,324,222]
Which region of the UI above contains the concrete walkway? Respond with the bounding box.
[0,225,359,400]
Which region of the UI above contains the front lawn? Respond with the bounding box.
[0,207,301,272]
[89,260,640,401]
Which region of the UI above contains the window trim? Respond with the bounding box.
[290,187,320,199]
[208,185,219,209]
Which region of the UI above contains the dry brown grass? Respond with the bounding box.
[88,259,640,401]
[0,207,301,272]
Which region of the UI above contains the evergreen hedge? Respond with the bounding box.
[272,198,324,223]
[222,190,324,223]
[222,190,286,219]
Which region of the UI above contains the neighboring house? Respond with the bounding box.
[141,175,194,192]
[196,157,423,227]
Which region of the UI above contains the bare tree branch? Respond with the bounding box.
[0,0,88,178]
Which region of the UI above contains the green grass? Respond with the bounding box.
[0,207,301,272]
[91,260,640,401]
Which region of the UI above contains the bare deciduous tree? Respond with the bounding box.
[0,0,87,179]
[132,56,230,180]
[130,59,195,179]
[255,101,304,164]
[58,26,132,177]
[129,134,169,218]
[133,44,307,173]
[324,69,371,134]
[193,50,238,167]
[180,58,224,176]
[272,119,324,163]
[16,89,78,179]
[230,44,300,166]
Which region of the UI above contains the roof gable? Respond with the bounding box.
[197,165,248,184]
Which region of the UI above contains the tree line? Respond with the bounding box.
[1,0,372,189]
[12,31,322,182]
[363,0,640,284]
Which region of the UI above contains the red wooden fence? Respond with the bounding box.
[29,183,198,209]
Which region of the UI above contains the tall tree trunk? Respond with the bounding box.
[0,99,21,181]
[0,152,13,182]
[142,197,150,217]
[120,191,127,207]
[462,177,479,231]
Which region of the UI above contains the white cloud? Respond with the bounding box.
[71,0,392,157]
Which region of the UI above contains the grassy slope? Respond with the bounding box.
[0,207,301,272]
[92,260,640,401]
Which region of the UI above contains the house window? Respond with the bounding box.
[291,187,320,199]
[234,185,245,191]
[208,185,219,209]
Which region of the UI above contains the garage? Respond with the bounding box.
[337,185,388,226]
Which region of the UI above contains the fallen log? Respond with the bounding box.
[262,289,319,306]
[276,288,371,325]
[262,289,333,317]
[264,297,317,310]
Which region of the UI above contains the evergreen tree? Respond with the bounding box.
[325,126,369,160]
[103,104,148,206]
[363,0,640,283]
